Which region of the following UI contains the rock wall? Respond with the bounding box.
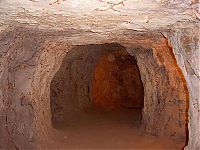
[0,0,199,148]
[30,42,71,147]
[164,23,200,150]
[0,30,44,149]
[92,47,143,110]
[0,29,71,149]
[126,37,188,142]
[50,45,102,124]
[0,27,197,149]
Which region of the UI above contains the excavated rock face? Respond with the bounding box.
[0,29,193,149]
[0,0,199,149]
[165,23,200,150]
[50,45,102,125]
[126,36,188,140]
[0,30,71,149]
[0,0,199,33]
[92,45,143,110]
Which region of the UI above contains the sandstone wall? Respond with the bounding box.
[0,30,44,149]
[0,28,193,149]
[126,37,188,142]
[50,45,102,124]
[0,29,71,149]
[92,48,143,110]
[164,23,200,150]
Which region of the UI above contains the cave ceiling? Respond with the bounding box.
[0,0,199,43]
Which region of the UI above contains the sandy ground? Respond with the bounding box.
[46,109,184,150]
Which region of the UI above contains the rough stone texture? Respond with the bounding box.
[29,42,71,148]
[49,40,187,142]
[0,0,199,33]
[126,38,188,141]
[50,45,102,124]
[0,5,199,147]
[0,28,193,149]
[0,30,45,149]
[164,22,200,150]
[0,29,71,149]
[92,47,143,110]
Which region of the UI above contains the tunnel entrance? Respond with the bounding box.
[50,44,147,148]
[49,43,187,149]
[50,44,144,127]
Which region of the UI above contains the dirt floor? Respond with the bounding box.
[46,109,184,150]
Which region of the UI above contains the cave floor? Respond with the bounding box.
[48,109,184,149]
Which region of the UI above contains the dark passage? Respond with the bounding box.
[50,44,144,127]
[49,44,181,149]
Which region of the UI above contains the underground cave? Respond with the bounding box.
[48,44,188,149]
[0,30,195,150]
[0,0,199,150]
[50,44,144,126]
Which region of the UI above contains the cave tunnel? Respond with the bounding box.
[1,1,199,149]
[49,43,188,149]
[50,44,144,128]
